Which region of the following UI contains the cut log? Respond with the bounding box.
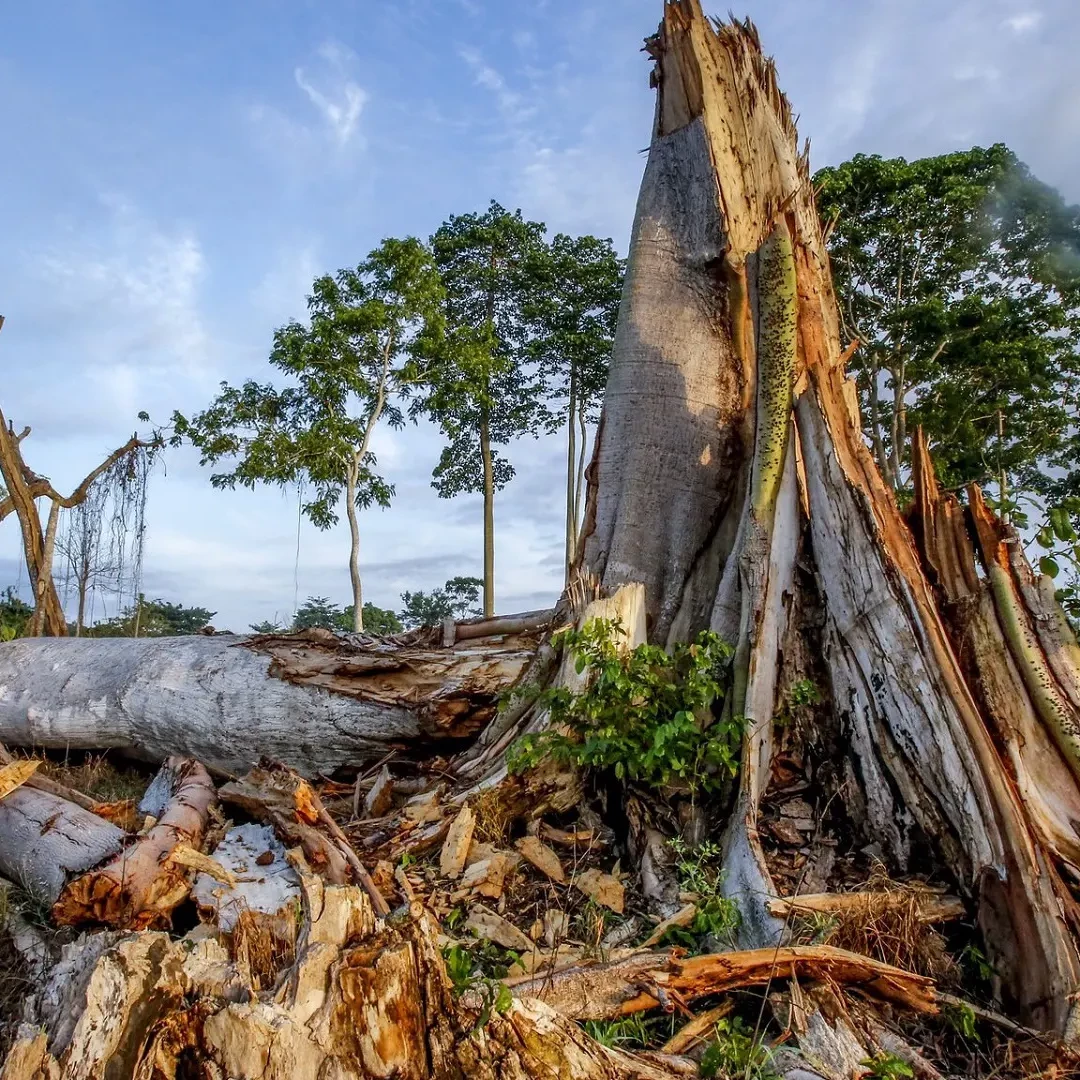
[0,785,126,907]
[0,631,535,774]
[0,756,215,929]
[53,756,216,928]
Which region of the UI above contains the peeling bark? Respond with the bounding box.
[0,631,535,774]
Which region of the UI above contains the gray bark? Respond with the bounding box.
[0,786,125,906]
[0,635,421,775]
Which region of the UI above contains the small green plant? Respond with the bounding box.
[774,678,822,727]
[661,839,740,951]
[583,1015,654,1049]
[699,1017,779,1080]
[441,943,515,1032]
[508,619,737,795]
[943,999,979,1041]
[859,1052,914,1079]
[443,906,466,932]
[958,943,994,984]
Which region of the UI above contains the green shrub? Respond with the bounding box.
[508,619,738,795]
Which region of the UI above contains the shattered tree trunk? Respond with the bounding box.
[578,0,1080,1034]
[0,630,538,774]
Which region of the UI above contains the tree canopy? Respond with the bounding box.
[399,575,483,628]
[816,144,1080,505]
[174,237,443,632]
[410,203,549,617]
[525,233,624,573]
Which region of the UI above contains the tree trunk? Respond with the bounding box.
[346,457,364,632]
[0,631,538,774]
[480,411,495,619]
[565,373,578,581]
[577,1,1080,1034]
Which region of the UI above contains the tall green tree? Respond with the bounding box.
[399,575,483,628]
[815,145,1080,507]
[526,234,624,575]
[175,238,443,632]
[411,203,547,618]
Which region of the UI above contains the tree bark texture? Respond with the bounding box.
[576,1,1080,1033]
[0,631,537,774]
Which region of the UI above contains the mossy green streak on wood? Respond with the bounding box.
[988,562,1080,784]
[750,219,798,522]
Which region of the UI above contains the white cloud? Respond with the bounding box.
[1004,11,1043,33]
[33,197,212,418]
[249,40,368,164]
[294,50,367,148]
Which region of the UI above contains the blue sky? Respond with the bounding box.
[2,0,1078,630]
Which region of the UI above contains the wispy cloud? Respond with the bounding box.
[33,196,212,422]
[1003,11,1043,33]
[294,42,368,147]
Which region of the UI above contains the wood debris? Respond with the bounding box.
[515,835,566,883]
[364,764,395,818]
[574,867,625,913]
[0,758,38,802]
[463,904,536,953]
[452,851,519,902]
[440,806,476,879]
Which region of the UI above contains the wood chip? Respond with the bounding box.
[641,903,697,948]
[543,908,569,948]
[574,868,624,913]
[292,780,321,825]
[515,835,566,883]
[168,843,238,887]
[440,806,476,880]
[452,851,519,901]
[364,765,394,819]
[540,824,598,848]
[403,789,443,824]
[0,759,39,803]
[464,904,535,953]
[394,865,416,903]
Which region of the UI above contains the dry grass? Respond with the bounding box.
[789,866,955,980]
[470,787,515,845]
[39,752,151,804]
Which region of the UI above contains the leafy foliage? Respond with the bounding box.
[662,839,740,951]
[508,618,738,795]
[289,596,402,635]
[816,144,1080,500]
[174,237,443,631]
[0,587,31,642]
[86,595,216,637]
[859,1052,915,1080]
[699,1017,780,1080]
[441,942,515,1032]
[398,576,483,628]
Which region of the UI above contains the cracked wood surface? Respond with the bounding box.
[0,632,534,774]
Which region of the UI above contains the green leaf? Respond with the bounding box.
[1041,556,1061,579]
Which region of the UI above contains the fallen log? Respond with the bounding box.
[0,756,215,928]
[504,945,937,1021]
[767,891,965,924]
[54,757,216,928]
[0,631,535,774]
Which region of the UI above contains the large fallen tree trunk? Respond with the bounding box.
[0,630,538,774]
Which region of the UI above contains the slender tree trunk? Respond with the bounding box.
[29,498,62,636]
[565,372,578,580]
[75,562,89,636]
[574,407,588,539]
[346,456,364,632]
[480,409,495,618]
